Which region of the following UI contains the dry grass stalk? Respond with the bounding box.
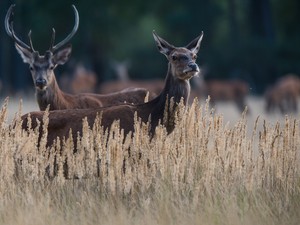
[0,98,299,224]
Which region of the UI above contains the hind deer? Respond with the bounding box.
[5,4,149,110]
[265,74,300,114]
[70,64,98,93]
[99,60,165,96]
[21,31,204,147]
[204,79,250,113]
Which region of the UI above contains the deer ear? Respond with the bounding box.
[52,45,72,65]
[185,31,204,54]
[15,43,33,64]
[152,31,175,56]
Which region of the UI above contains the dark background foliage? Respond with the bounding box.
[0,0,299,95]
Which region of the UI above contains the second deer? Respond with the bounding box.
[21,31,204,147]
[5,4,149,110]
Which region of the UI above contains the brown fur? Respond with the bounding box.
[21,31,204,147]
[34,73,150,110]
[5,4,148,111]
[70,64,97,93]
[204,79,250,112]
[265,74,300,114]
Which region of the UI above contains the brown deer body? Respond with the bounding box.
[21,31,204,146]
[69,64,97,93]
[5,5,149,110]
[204,79,250,112]
[265,74,300,114]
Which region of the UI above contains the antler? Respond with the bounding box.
[5,4,35,52]
[49,5,79,53]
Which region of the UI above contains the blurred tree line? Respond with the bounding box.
[0,0,299,95]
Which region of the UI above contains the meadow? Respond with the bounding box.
[0,96,299,225]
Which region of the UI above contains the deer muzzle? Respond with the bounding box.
[183,62,199,74]
[35,78,47,89]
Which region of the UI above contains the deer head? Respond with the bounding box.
[5,4,79,91]
[152,31,203,81]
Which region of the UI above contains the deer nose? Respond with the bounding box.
[35,78,47,87]
[188,62,198,71]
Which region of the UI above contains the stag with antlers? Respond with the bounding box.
[5,4,150,110]
[21,31,203,147]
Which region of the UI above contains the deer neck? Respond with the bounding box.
[151,63,190,133]
[160,63,190,105]
[35,75,67,111]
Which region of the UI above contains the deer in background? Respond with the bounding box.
[5,4,149,110]
[59,63,98,94]
[99,60,164,97]
[21,31,204,147]
[265,74,300,114]
[203,79,250,113]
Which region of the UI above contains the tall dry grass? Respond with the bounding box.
[0,97,299,225]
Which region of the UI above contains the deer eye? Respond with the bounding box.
[193,55,197,60]
[49,65,55,70]
[172,55,178,61]
[29,66,34,71]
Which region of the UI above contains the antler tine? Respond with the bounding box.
[51,5,79,52]
[4,4,15,37]
[49,28,56,51]
[10,21,33,51]
[28,30,36,52]
[5,4,33,52]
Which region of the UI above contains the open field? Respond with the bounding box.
[2,95,296,130]
[0,96,299,225]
